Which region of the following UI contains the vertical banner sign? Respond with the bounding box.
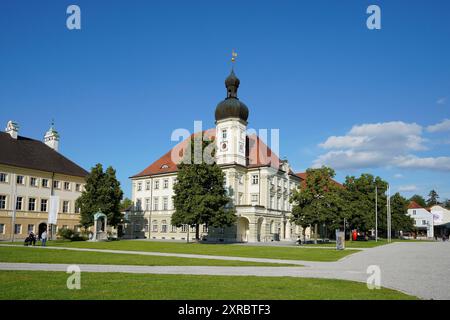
[48,195,60,225]
[336,229,345,250]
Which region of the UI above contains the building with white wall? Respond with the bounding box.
[0,121,87,240]
[130,70,311,243]
[406,201,434,238]
[430,205,450,238]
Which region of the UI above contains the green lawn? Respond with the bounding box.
[0,246,295,267]
[0,271,417,300]
[302,239,434,248]
[10,240,357,262]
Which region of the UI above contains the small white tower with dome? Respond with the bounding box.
[44,120,60,152]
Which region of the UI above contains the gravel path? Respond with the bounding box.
[1,242,449,299]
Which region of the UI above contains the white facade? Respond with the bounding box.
[129,70,307,243]
[216,118,247,167]
[407,207,434,238]
[0,121,86,240]
[430,205,450,226]
[130,161,303,242]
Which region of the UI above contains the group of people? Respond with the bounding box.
[24,230,47,246]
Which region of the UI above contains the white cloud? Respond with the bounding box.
[426,119,450,133]
[437,97,447,105]
[397,185,418,192]
[394,155,450,171]
[394,173,403,178]
[313,121,450,172]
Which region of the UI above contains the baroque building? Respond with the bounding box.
[0,121,87,240]
[129,70,310,242]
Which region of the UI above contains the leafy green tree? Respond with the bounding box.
[409,194,427,208]
[120,198,133,211]
[171,136,235,242]
[426,190,440,207]
[342,174,388,236]
[290,166,345,244]
[390,192,415,236]
[76,164,124,229]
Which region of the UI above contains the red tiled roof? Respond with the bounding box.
[408,201,423,209]
[131,129,287,178]
[294,172,343,189]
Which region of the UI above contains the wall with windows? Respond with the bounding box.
[0,164,85,240]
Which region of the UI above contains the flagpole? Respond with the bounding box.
[375,185,378,242]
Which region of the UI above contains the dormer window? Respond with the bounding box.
[161,164,169,169]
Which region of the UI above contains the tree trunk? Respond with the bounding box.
[314,224,318,244]
[187,226,190,243]
[195,224,200,241]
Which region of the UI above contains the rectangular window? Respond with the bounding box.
[63,182,70,191]
[251,194,258,203]
[137,182,142,191]
[181,225,188,233]
[42,179,49,188]
[30,177,38,187]
[28,198,36,211]
[0,195,6,209]
[252,175,259,185]
[161,224,167,233]
[136,199,142,211]
[63,201,70,213]
[146,180,151,190]
[222,129,227,139]
[17,175,24,185]
[153,197,159,210]
[422,220,427,226]
[40,199,48,212]
[152,220,158,232]
[0,173,7,183]
[145,198,151,211]
[173,178,178,185]
[75,206,80,214]
[163,197,168,210]
[75,184,81,192]
[0,224,4,234]
[16,196,23,210]
[28,224,34,233]
[14,224,21,234]
[202,225,208,233]
[163,179,169,189]
[53,180,60,189]
[412,210,416,215]
[171,225,177,233]
[154,180,159,190]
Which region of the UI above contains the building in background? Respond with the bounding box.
[130,70,311,243]
[406,201,434,239]
[430,205,450,239]
[0,121,88,240]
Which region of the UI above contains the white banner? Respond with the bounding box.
[48,195,59,225]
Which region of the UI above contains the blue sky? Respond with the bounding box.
[1,0,449,200]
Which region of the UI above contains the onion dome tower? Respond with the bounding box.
[215,67,248,166]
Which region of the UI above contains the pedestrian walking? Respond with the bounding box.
[41,230,47,247]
